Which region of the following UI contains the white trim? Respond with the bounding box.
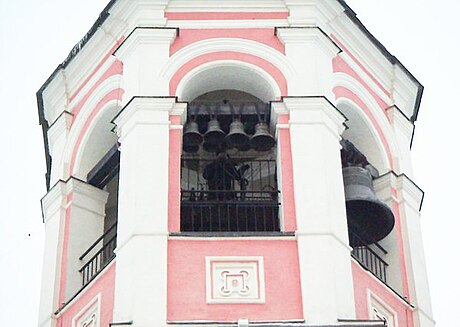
[367,289,399,327]
[161,37,295,81]
[166,19,289,29]
[71,293,101,327]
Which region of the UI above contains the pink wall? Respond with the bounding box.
[168,239,303,321]
[170,28,285,55]
[277,113,296,231]
[352,261,413,327]
[168,114,183,232]
[57,264,116,327]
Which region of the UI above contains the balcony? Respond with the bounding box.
[79,223,117,288]
[180,158,280,233]
[349,229,388,284]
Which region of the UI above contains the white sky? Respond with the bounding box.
[0,0,458,326]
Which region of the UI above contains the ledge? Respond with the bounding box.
[169,231,295,238]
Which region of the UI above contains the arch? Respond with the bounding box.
[162,37,294,81]
[176,59,282,102]
[338,99,389,173]
[72,99,121,179]
[64,74,124,179]
[333,72,399,173]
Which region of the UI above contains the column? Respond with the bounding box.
[47,111,73,186]
[386,105,415,178]
[112,97,185,327]
[113,27,178,102]
[273,96,355,324]
[38,181,67,327]
[38,178,108,327]
[396,175,435,327]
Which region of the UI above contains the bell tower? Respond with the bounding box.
[37,1,434,327]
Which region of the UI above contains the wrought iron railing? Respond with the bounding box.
[79,223,117,287]
[349,229,388,284]
[181,158,280,232]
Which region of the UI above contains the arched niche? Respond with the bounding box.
[73,103,119,180]
[338,101,390,174]
[176,61,280,103]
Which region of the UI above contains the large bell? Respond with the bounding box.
[343,166,395,246]
[203,118,226,145]
[183,121,203,146]
[250,122,275,151]
[225,119,249,148]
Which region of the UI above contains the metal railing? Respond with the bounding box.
[349,229,389,284]
[181,158,280,232]
[79,223,117,287]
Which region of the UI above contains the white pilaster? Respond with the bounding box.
[273,96,355,324]
[38,178,108,326]
[395,175,435,327]
[112,96,186,327]
[276,27,341,100]
[48,111,73,185]
[113,27,178,104]
[38,181,67,327]
[64,179,108,300]
[386,105,415,178]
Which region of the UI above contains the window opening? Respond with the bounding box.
[181,94,280,233]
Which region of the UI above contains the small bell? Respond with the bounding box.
[225,119,249,148]
[182,143,199,154]
[183,121,203,146]
[203,141,226,153]
[203,118,226,145]
[237,141,251,152]
[250,122,275,151]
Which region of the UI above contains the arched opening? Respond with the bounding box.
[338,102,402,293]
[180,89,280,233]
[73,105,120,289]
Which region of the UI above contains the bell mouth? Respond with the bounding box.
[346,199,395,246]
[226,134,250,148]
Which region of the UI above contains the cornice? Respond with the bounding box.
[374,171,424,211]
[272,96,347,138]
[386,105,415,143]
[113,27,178,61]
[47,111,73,151]
[276,26,342,56]
[165,0,287,12]
[112,96,186,140]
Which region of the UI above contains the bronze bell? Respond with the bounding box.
[237,141,251,152]
[225,119,249,148]
[183,121,203,146]
[250,122,275,151]
[343,166,395,246]
[204,118,226,145]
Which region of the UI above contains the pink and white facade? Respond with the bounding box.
[37,1,434,327]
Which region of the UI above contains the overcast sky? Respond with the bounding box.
[0,0,457,326]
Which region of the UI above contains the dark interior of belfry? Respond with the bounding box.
[180,90,279,233]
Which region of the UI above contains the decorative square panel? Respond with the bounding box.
[367,290,398,327]
[206,256,265,304]
[72,294,101,327]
